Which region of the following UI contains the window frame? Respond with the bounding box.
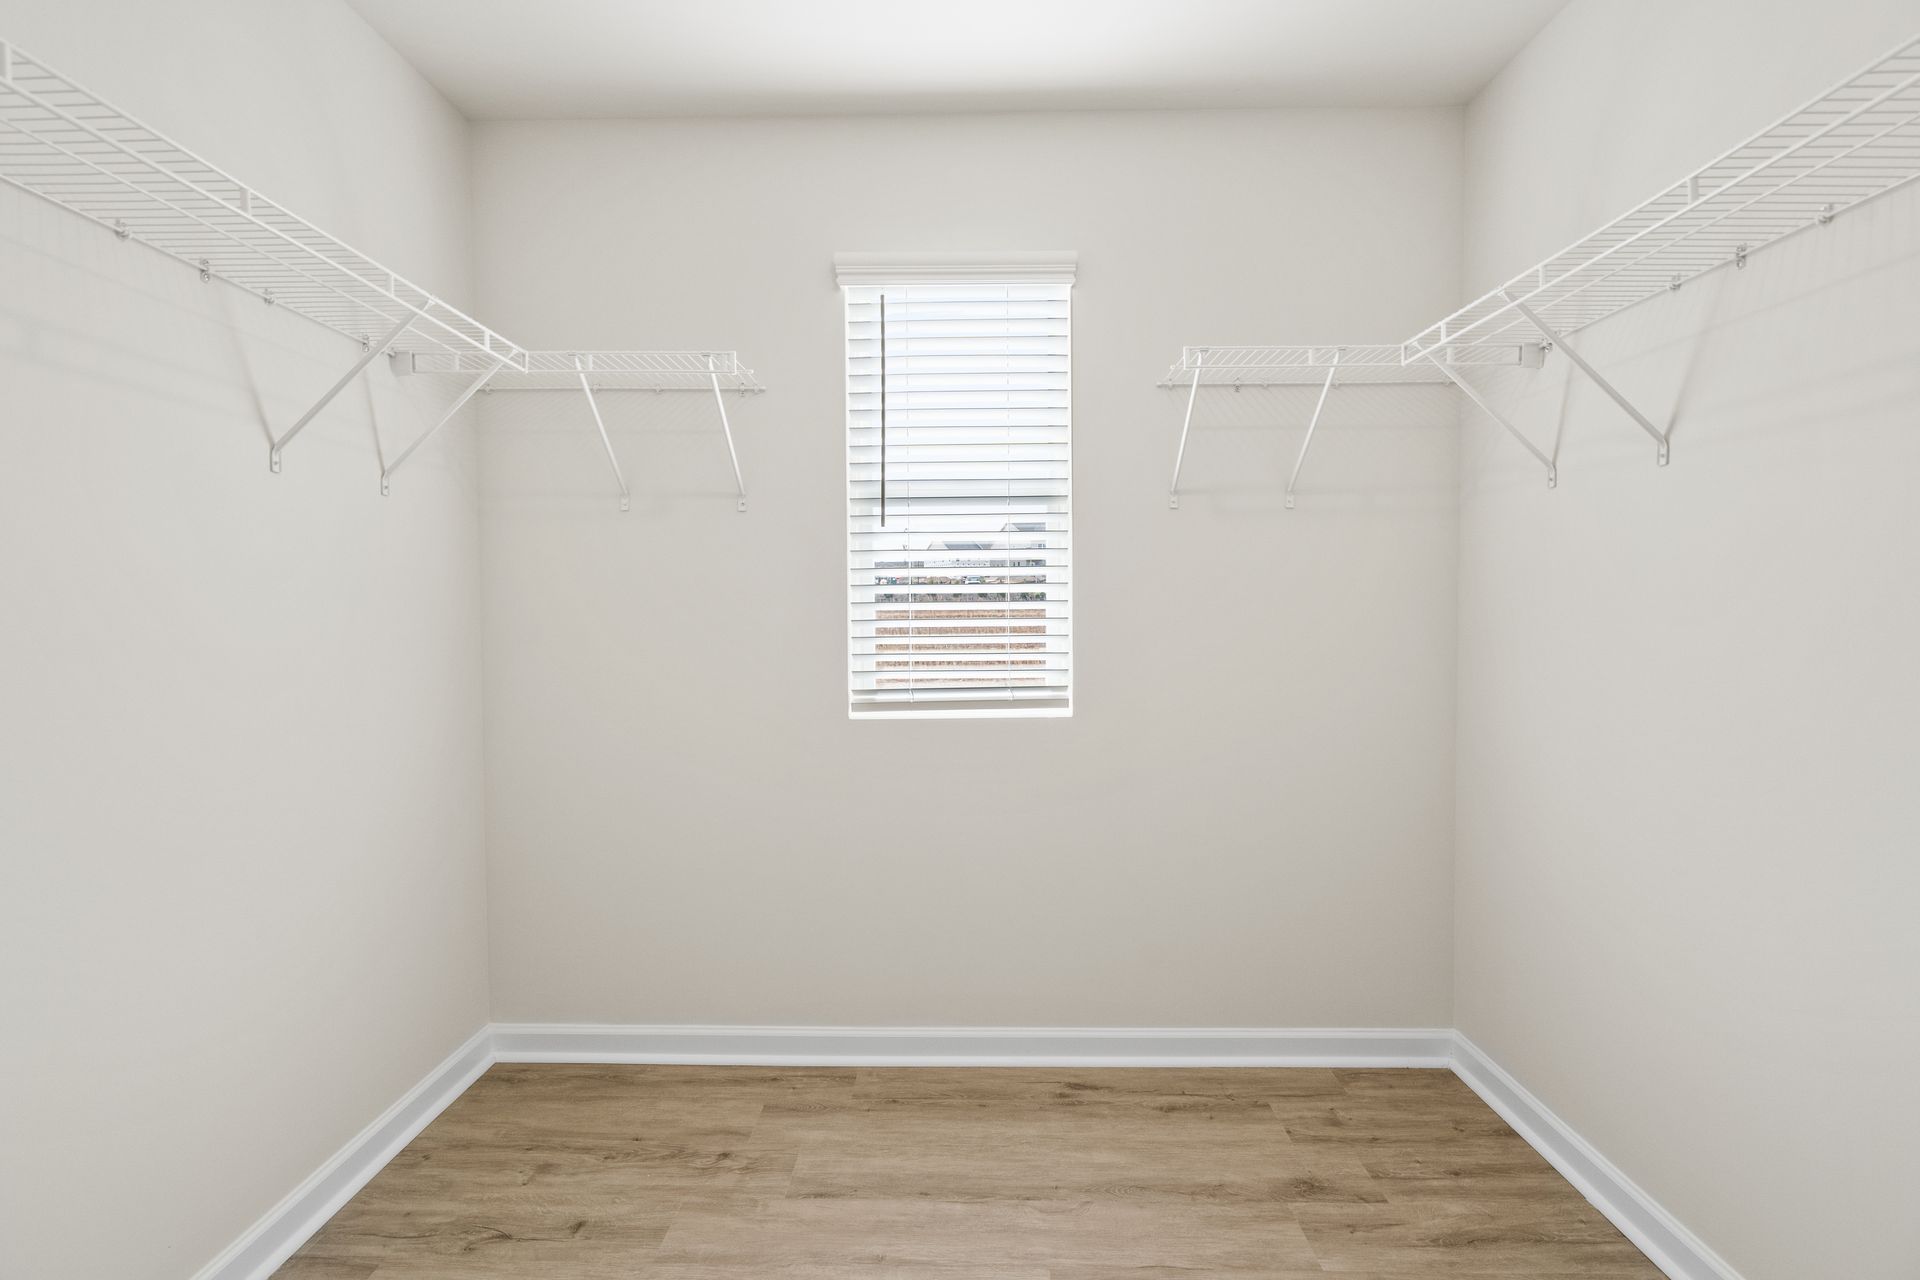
[837,252,1077,721]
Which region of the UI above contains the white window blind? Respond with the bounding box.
[841,255,1074,717]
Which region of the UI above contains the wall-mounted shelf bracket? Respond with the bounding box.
[1507,296,1669,466]
[707,354,748,512]
[1424,355,1557,489]
[574,355,630,511]
[269,314,415,472]
[1284,349,1342,509]
[1168,349,1206,508]
[379,355,507,496]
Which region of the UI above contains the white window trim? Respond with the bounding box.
[834,250,1078,288]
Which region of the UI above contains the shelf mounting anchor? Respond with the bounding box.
[268,314,415,473]
[379,354,508,496]
[575,355,630,512]
[1284,348,1342,509]
[707,354,748,512]
[1508,296,1669,466]
[1424,355,1556,489]
[1168,348,1205,509]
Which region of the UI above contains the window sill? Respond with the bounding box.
[848,706,1072,721]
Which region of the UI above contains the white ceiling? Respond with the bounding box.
[346,0,1571,119]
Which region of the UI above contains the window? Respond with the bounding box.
[839,253,1075,718]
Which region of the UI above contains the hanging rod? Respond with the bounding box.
[0,40,765,505]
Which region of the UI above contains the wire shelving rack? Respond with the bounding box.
[0,40,761,508]
[1405,34,1920,362]
[1163,344,1544,507]
[413,351,765,510]
[1167,33,1920,505]
[1159,343,1536,389]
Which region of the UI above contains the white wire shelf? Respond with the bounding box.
[0,39,763,507]
[1170,31,1920,501]
[1406,33,1920,358]
[410,350,766,393]
[1159,344,1540,387]
[0,41,518,361]
[410,351,756,512]
[1162,343,1550,507]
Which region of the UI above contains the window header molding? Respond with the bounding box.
[833,250,1078,287]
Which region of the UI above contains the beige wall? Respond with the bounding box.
[13,4,1918,1276]
[1455,4,1920,1279]
[472,108,1465,1027]
[0,2,490,1277]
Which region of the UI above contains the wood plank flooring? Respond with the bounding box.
[275,1064,1664,1278]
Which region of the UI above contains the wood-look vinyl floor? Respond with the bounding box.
[275,1064,1664,1279]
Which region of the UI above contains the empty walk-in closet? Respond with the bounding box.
[3,2,1917,1278]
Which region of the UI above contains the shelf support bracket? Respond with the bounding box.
[575,356,630,512]
[1508,296,1669,466]
[269,314,415,472]
[1169,349,1205,508]
[379,355,507,496]
[1425,356,1557,489]
[1284,349,1342,509]
[707,354,747,512]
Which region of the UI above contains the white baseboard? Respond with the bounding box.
[190,1025,493,1280]
[192,1023,1734,1280]
[1449,1034,1742,1280]
[489,1023,1456,1067]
